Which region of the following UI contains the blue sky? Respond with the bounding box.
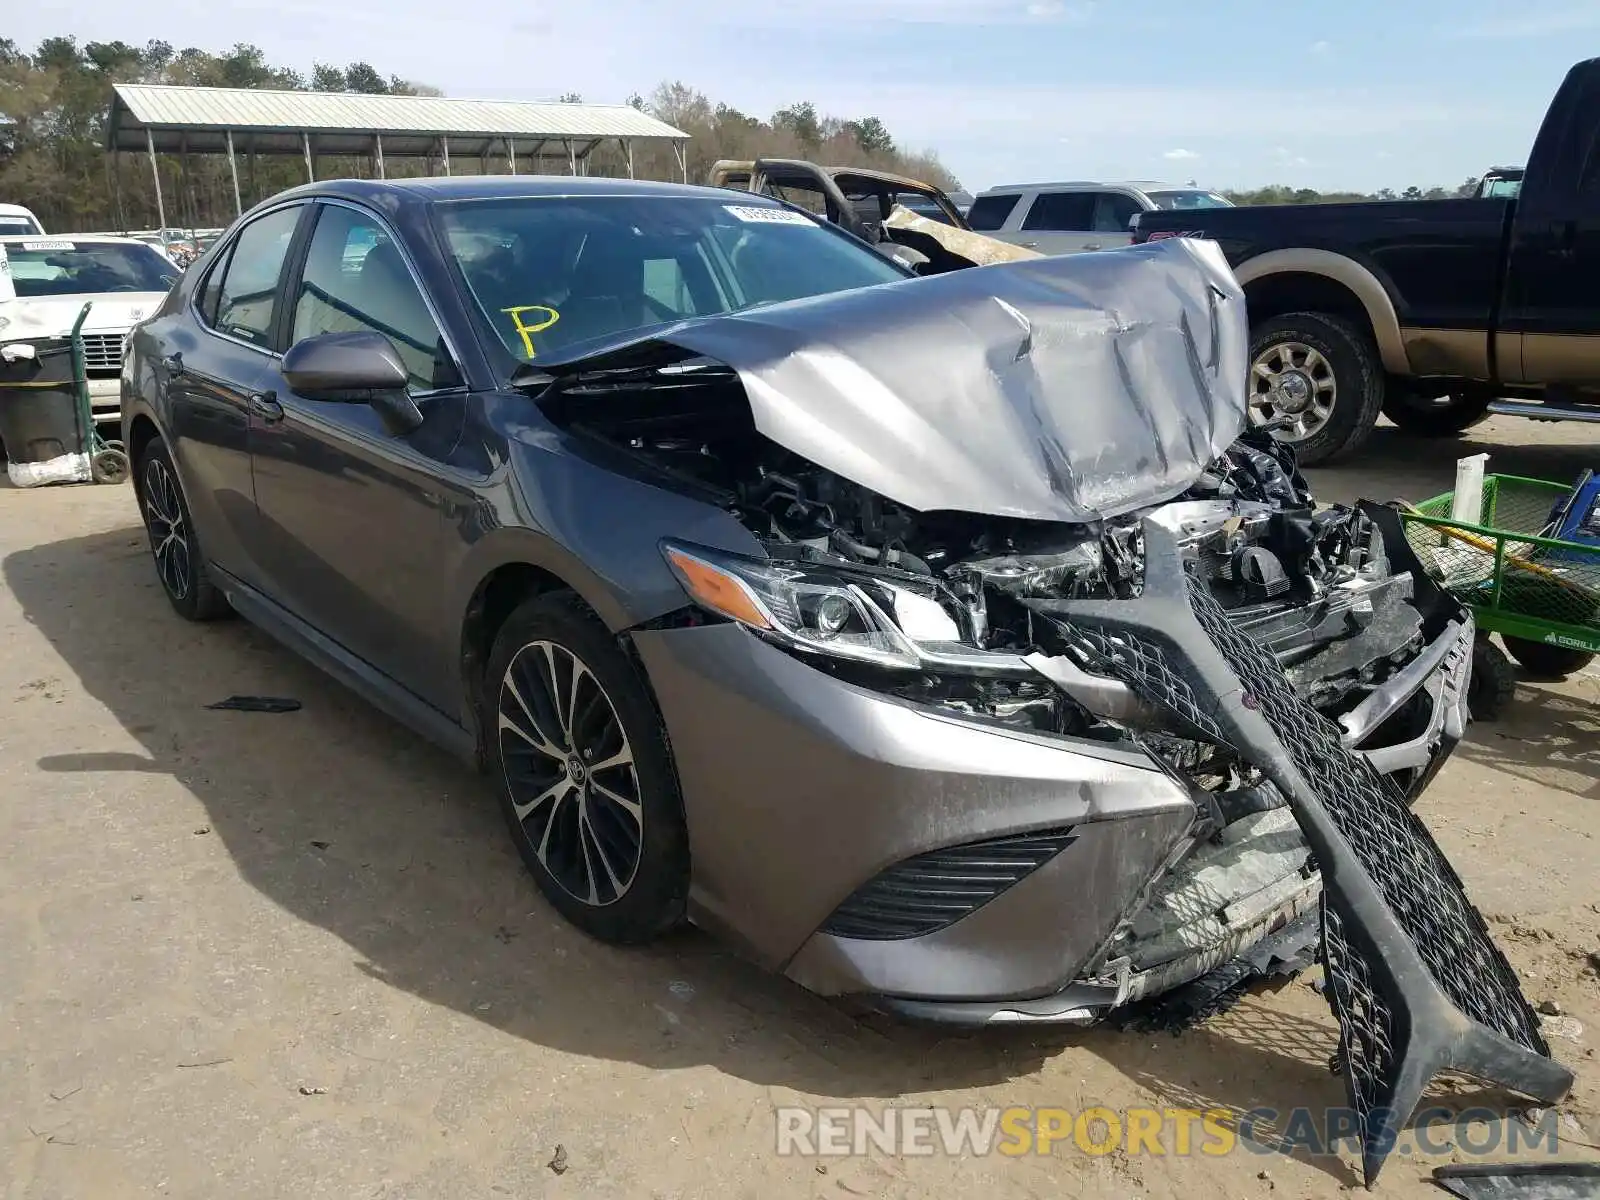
[16,0,1594,192]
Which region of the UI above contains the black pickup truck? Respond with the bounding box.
[1131,56,1600,464]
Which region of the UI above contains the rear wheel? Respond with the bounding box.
[134,436,231,621]
[1247,312,1384,465]
[484,592,689,944]
[1382,388,1493,437]
[1503,635,1595,680]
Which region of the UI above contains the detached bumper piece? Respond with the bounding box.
[1026,509,1573,1187]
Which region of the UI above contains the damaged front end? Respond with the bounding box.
[526,239,1568,1184]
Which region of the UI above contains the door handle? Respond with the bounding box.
[1553,219,1578,258]
[1083,242,1102,251]
[161,352,184,377]
[1020,240,1039,249]
[249,391,284,423]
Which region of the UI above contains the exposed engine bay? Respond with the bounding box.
[539,356,1440,787]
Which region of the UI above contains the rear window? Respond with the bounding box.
[0,215,43,236]
[2,240,180,297]
[1021,191,1096,231]
[966,193,1022,231]
[1146,190,1233,210]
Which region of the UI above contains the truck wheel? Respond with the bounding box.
[1382,389,1493,437]
[1247,312,1383,465]
[1502,635,1595,680]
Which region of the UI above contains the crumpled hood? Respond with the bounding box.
[541,236,1248,523]
[0,293,167,341]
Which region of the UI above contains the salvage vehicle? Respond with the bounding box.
[0,203,47,236]
[124,177,1565,1181]
[1132,56,1600,465]
[0,234,180,429]
[970,180,1233,256]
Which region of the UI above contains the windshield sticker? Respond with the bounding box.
[723,205,813,226]
[20,240,75,252]
[502,305,560,358]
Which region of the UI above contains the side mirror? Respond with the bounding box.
[281,330,423,434]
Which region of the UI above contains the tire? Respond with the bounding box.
[134,436,232,621]
[1247,312,1384,466]
[1382,388,1493,437]
[1502,635,1595,680]
[1468,637,1517,721]
[484,591,689,944]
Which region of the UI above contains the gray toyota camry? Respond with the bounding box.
[122,175,1484,1032]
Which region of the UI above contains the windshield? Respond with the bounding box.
[1147,190,1233,210]
[0,216,43,236]
[4,240,180,297]
[1480,178,1522,198]
[436,195,908,363]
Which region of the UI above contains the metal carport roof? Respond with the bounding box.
[107,84,690,160]
[107,83,693,227]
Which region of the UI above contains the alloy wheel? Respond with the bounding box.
[1248,340,1338,443]
[142,457,191,601]
[497,640,644,907]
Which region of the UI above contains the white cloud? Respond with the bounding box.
[1310,39,1332,55]
[1272,145,1312,168]
[1164,148,1200,161]
[1026,0,1095,19]
[1449,7,1600,37]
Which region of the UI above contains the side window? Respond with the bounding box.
[212,206,302,348]
[290,204,460,393]
[966,193,1021,231]
[1021,191,1096,232]
[197,243,233,327]
[1093,193,1142,233]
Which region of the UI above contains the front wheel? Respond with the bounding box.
[1503,635,1595,680]
[1247,312,1384,466]
[1382,388,1493,437]
[484,592,689,944]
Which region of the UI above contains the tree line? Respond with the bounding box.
[0,36,957,232]
[1221,181,1489,205]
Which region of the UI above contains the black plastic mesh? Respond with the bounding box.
[1056,573,1548,1127]
[1180,575,1547,1059]
[1320,898,1397,1133]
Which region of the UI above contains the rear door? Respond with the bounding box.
[247,199,469,708]
[1498,60,1600,384]
[1012,190,1097,254]
[1089,191,1142,250]
[159,201,309,589]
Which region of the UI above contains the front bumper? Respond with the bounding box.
[630,595,1473,1023]
[87,377,120,423]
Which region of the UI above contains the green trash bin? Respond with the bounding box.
[0,336,92,484]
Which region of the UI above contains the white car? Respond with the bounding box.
[0,234,180,425]
[0,203,46,237]
[967,181,1233,256]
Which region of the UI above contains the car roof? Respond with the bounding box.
[975,180,1202,195]
[266,174,777,210]
[0,233,147,246]
[0,203,39,216]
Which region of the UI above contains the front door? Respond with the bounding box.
[158,202,308,590]
[248,200,469,709]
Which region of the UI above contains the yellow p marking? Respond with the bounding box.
[502,305,560,358]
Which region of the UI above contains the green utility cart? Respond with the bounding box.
[1400,473,1600,718]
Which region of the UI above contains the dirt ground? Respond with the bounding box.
[2,416,1597,1199]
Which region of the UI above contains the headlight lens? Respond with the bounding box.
[663,541,923,668]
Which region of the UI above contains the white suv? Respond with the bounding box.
[967,181,1232,255]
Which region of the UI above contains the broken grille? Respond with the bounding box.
[1028,511,1570,1185]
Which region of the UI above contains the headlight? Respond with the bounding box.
[663,541,923,668]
